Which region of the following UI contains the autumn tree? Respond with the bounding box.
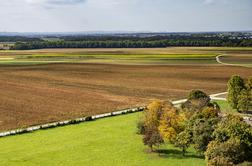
[158,105,186,143]
[227,75,245,111]
[140,100,165,151]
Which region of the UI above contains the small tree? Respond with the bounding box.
[143,126,164,151]
[174,130,191,156]
[227,75,245,111]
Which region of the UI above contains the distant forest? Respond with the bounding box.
[1,33,252,50]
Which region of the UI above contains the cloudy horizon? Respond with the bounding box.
[1,0,252,32]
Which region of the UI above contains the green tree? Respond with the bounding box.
[182,90,211,113]
[211,114,252,163]
[237,89,250,113]
[227,75,245,111]
[174,131,191,156]
[185,107,220,153]
[246,77,252,107]
[205,138,245,166]
[188,90,210,101]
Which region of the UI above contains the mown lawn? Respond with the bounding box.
[0,113,205,166]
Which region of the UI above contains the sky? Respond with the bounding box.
[1,0,252,32]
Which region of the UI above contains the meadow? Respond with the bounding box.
[0,112,205,166]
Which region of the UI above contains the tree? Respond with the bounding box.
[205,138,245,166]
[140,100,165,151]
[211,114,252,163]
[246,77,252,107]
[158,106,186,143]
[143,126,164,151]
[188,90,210,101]
[227,75,245,111]
[185,107,220,153]
[182,90,211,113]
[237,89,250,113]
[174,131,191,156]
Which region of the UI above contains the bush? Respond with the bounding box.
[205,139,245,165]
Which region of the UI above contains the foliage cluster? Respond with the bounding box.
[138,89,252,166]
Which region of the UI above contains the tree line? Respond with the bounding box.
[10,36,252,50]
[137,76,252,166]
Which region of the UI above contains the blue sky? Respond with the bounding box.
[1,0,252,32]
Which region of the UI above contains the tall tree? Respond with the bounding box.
[227,75,245,111]
[141,100,165,151]
[237,89,250,113]
[158,106,186,143]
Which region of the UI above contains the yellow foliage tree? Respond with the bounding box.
[158,106,186,143]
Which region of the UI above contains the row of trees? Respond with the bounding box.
[10,38,252,50]
[138,90,252,166]
[228,75,252,112]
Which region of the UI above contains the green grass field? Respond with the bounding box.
[1,47,252,65]
[0,113,205,166]
[214,100,252,117]
[0,52,217,65]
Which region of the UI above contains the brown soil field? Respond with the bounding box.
[0,63,252,131]
[219,54,252,64]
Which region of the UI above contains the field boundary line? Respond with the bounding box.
[0,92,226,138]
[216,54,251,67]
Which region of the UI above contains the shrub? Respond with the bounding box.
[205,139,245,165]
